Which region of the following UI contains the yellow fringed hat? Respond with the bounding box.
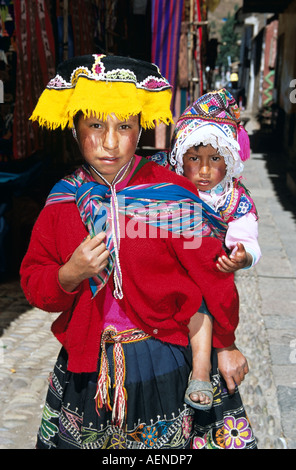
[30,54,173,130]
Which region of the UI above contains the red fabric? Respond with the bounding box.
[20,160,239,373]
[13,0,56,159]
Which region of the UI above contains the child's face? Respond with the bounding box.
[182,144,227,191]
[76,113,140,183]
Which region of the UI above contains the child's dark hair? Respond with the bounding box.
[73,111,142,129]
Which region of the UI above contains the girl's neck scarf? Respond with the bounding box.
[45,161,227,299]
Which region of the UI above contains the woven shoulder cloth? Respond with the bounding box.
[46,165,227,298]
[219,178,258,223]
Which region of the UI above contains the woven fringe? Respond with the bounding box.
[95,340,112,413]
[112,384,128,428]
[30,79,173,130]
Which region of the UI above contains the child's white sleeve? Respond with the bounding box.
[225,212,261,267]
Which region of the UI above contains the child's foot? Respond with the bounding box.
[189,388,212,405]
[184,373,213,410]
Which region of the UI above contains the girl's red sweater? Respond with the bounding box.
[20,160,239,373]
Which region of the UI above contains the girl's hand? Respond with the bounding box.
[58,232,109,292]
[216,242,252,273]
[217,343,249,394]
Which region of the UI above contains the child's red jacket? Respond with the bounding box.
[20,159,239,373]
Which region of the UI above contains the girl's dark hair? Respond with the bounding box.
[73,111,142,128]
[73,110,84,128]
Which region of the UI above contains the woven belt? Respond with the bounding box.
[95,326,150,428]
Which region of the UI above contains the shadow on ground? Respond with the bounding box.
[0,278,31,336]
[249,127,296,222]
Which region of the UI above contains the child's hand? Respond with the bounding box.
[58,232,110,292]
[216,242,252,273]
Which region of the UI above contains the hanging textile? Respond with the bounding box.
[56,0,74,62]
[178,21,189,90]
[55,0,96,63]
[13,0,56,159]
[195,0,207,95]
[151,0,184,110]
[68,0,95,56]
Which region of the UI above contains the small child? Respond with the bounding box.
[169,88,261,410]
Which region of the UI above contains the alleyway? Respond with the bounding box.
[0,115,296,449]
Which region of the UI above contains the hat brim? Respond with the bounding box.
[30,77,173,130]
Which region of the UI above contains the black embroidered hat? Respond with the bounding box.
[30,54,173,130]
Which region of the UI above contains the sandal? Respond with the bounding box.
[184,378,213,411]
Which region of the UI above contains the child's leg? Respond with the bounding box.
[188,311,213,404]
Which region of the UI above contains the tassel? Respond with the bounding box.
[237,124,250,161]
[95,370,112,415]
[95,340,112,413]
[112,383,128,428]
[111,340,127,428]
[95,370,112,413]
[30,79,173,130]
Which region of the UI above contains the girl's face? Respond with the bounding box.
[182,144,227,191]
[75,113,140,184]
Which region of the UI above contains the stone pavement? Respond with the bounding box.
[0,116,296,449]
[236,114,296,449]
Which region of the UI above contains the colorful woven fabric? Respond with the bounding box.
[170,88,250,179]
[218,178,258,222]
[45,164,227,298]
[151,0,184,109]
[36,344,257,449]
[13,0,56,159]
[30,54,173,130]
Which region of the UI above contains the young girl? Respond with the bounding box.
[20,57,256,449]
[169,88,261,410]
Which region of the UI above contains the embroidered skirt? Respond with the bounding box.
[36,330,257,449]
